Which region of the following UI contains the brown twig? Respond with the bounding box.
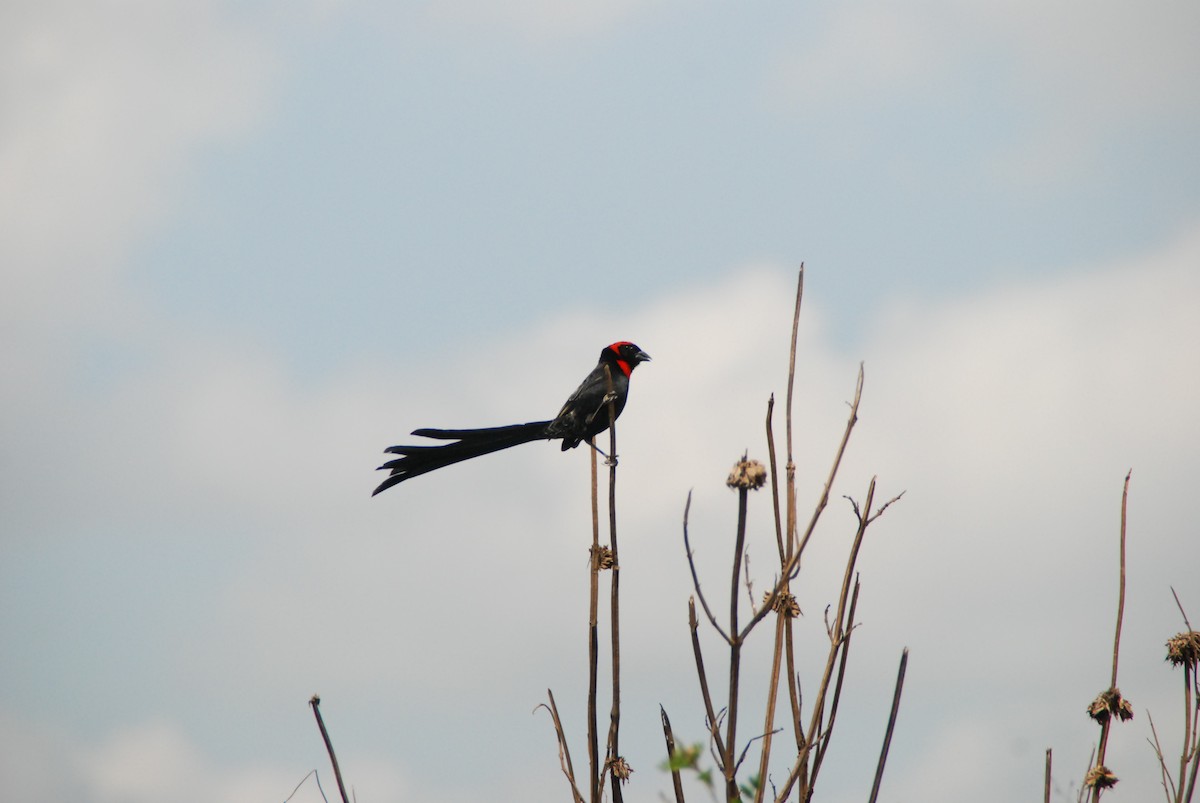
[867,648,909,803]
[1110,470,1131,689]
[777,477,880,803]
[755,390,797,802]
[688,597,729,760]
[683,492,732,644]
[808,578,861,794]
[1089,471,1132,803]
[754,597,788,803]
[587,443,601,803]
[680,266,903,803]
[309,695,350,803]
[283,769,328,803]
[785,265,803,485]
[795,363,863,561]
[722,471,752,801]
[1172,587,1195,633]
[602,364,626,802]
[1164,589,1200,803]
[785,625,804,751]
[660,706,687,803]
[1046,748,1053,803]
[1147,711,1176,803]
[784,266,804,562]
[537,690,586,803]
[783,272,803,756]
[756,388,803,800]
[1078,747,1097,803]
[766,395,785,564]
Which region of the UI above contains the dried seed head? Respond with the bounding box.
[727,457,768,490]
[608,756,634,783]
[1087,688,1134,723]
[591,545,615,571]
[765,591,802,618]
[1084,765,1118,789]
[1166,631,1200,667]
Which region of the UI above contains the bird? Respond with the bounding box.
[372,341,651,495]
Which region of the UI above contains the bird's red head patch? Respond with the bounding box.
[605,341,650,378]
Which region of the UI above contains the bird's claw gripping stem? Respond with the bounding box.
[587,439,617,466]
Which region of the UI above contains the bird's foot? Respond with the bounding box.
[587,440,617,466]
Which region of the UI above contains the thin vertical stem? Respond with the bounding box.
[754,609,787,803]
[1185,661,1200,803]
[661,706,686,803]
[1091,470,1132,803]
[785,268,803,558]
[764,395,784,563]
[1111,470,1131,688]
[588,444,601,803]
[756,396,789,803]
[867,648,909,803]
[1045,748,1052,803]
[725,484,749,800]
[808,579,861,794]
[309,696,350,803]
[689,597,728,759]
[541,690,586,803]
[784,265,804,494]
[603,364,625,802]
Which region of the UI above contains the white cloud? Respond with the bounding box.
[0,1,280,333]
[76,721,408,803]
[774,0,1199,114]
[768,0,1200,186]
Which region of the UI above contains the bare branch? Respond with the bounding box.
[309,696,350,803]
[536,690,586,803]
[784,265,804,481]
[688,598,728,761]
[795,363,863,561]
[683,492,732,644]
[587,445,601,803]
[1046,749,1053,803]
[867,648,909,803]
[660,706,687,803]
[1090,470,1133,803]
[603,364,626,803]
[809,578,861,788]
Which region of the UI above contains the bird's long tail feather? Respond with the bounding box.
[372,420,553,495]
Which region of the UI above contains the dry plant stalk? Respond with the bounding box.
[868,648,909,803]
[537,690,586,803]
[1046,748,1053,803]
[1147,589,1200,803]
[602,364,629,802]
[1084,471,1133,801]
[672,267,907,802]
[662,705,687,803]
[308,695,351,803]
[546,364,628,803]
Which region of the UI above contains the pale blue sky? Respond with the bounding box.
[3,2,1199,801]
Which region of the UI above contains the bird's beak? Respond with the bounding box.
[636,350,651,363]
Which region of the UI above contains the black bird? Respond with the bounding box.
[373,341,650,495]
